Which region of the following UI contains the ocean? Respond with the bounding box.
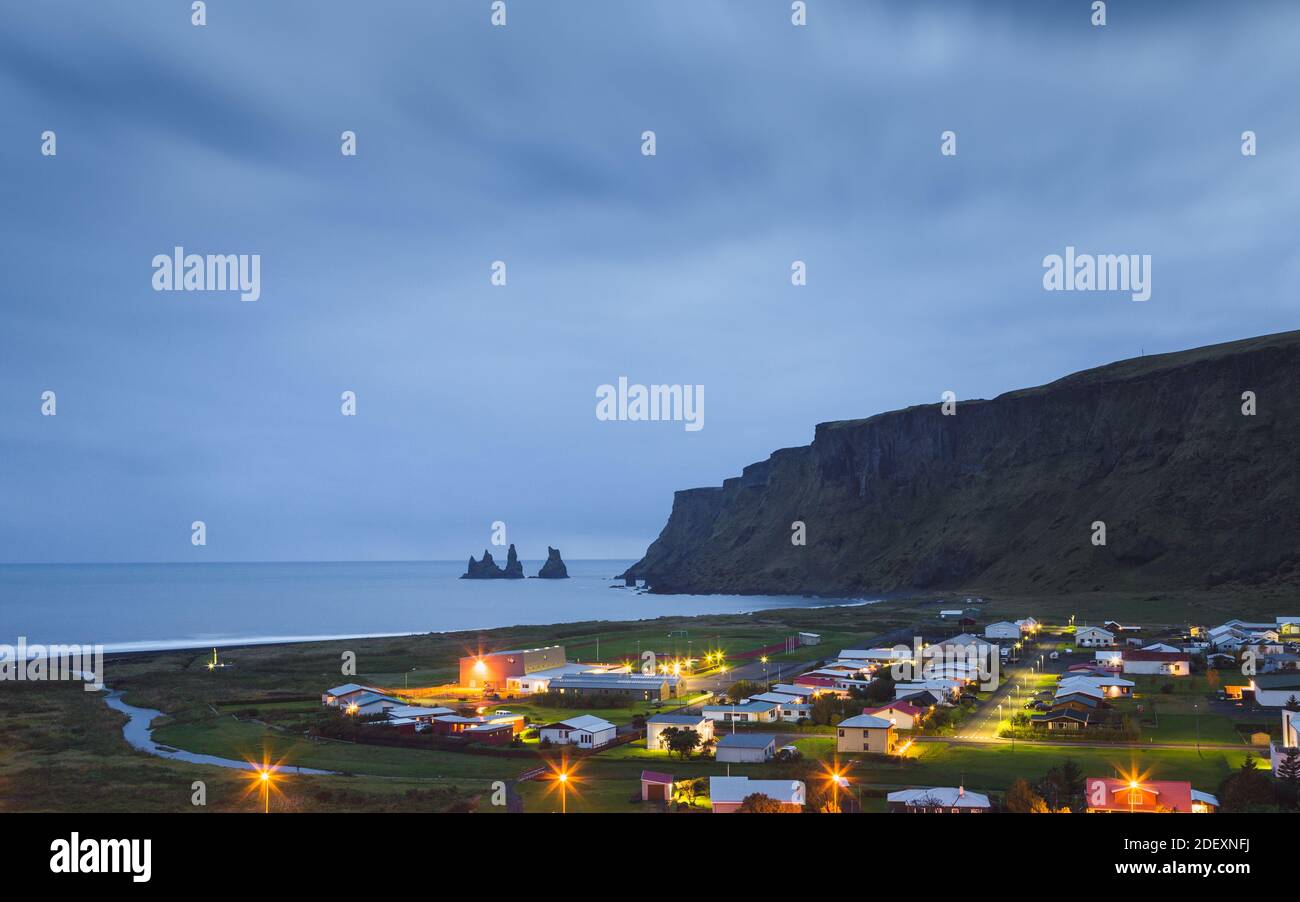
[0,560,858,652]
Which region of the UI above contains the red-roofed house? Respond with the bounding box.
[1085,778,1217,813]
[863,701,926,730]
[1121,650,1191,676]
[793,674,837,690]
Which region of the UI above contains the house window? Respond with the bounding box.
[837,730,844,738]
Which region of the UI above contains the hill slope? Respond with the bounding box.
[625,331,1300,596]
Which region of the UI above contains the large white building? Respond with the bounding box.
[537,715,616,749]
[644,713,713,751]
[984,621,1021,640]
[1075,626,1115,648]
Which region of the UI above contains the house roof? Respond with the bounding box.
[708,777,804,805]
[749,692,804,705]
[1122,650,1190,662]
[385,705,455,719]
[326,683,380,697]
[1032,709,1093,724]
[705,700,778,713]
[646,713,707,725]
[548,674,678,690]
[1252,674,1300,690]
[543,715,616,732]
[641,770,674,784]
[887,787,991,809]
[864,702,923,718]
[838,714,894,729]
[717,733,777,749]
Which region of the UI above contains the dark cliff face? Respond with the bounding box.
[625,331,1300,596]
[462,544,525,579]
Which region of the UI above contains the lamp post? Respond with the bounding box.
[558,770,568,815]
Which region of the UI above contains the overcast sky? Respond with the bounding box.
[1,1,1297,563]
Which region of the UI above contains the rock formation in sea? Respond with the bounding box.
[537,546,570,579]
[503,544,525,579]
[461,544,525,579]
[623,330,1300,597]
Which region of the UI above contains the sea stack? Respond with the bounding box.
[503,544,525,579]
[461,549,506,579]
[537,546,570,579]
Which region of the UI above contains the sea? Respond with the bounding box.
[0,560,868,652]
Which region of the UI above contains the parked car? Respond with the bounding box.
[777,745,802,762]
[493,709,514,715]
[1049,651,1060,660]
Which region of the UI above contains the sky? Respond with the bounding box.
[1,0,1298,563]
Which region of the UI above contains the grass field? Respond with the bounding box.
[3,591,1289,812]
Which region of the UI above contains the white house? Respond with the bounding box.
[538,714,617,749]
[1121,650,1191,676]
[1016,617,1040,634]
[886,786,991,813]
[644,713,713,751]
[1142,643,1183,654]
[984,621,1021,640]
[321,683,384,707]
[709,777,805,813]
[1094,649,1124,667]
[798,632,822,646]
[1251,674,1300,707]
[894,679,962,701]
[703,700,779,723]
[1060,674,1134,697]
[770,684,818,701]
[1075,626,1115,648]
[715,733,776,764]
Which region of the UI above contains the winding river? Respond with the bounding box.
[101,689,335,775]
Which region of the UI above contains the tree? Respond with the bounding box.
[736,793,787,813]
[1284,695,1300,713]
[810,693,841,726]
[1219,754,1277,812]
[666,727,701,760]
[727,680,768,701]
[864,670,896,704]
[1004,778,1050,813]
[1278,747,1300,784]
[1038,759,1085,812]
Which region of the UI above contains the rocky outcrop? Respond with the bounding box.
[624,330,1300,597]
[462,544,525,580]
[537,546,570,579]
[503,544,524,579]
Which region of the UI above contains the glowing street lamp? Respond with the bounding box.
[822,758,851,813]
[244,761,280,813]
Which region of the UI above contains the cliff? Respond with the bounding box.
[462,544,525,580]
[624,331,1300,596]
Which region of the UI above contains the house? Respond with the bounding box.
[347,692,406,717]
[645,713,713,751]
[1094,649,1124,668]
[939,609,965,620]
[321,683,385,707]
[770,683,819,701]
[984,621,1021,640]
[383,705,456,722]
[1121,650,1191,677]
[748,691,803,706]
[798,632,822,646]
[835,713,897,755]
[702,700,779,724]
[862,701,926,730]
[547,673,679,700]
[459,645,567,691]
[1016,617,1040,634]
[1276,616,1300,638]
[708,777,805,813]
[641,771,675,803]
[1054,683,1104,702]
[1270,710,1300,775]
[1249,673,1300,707]
[537,715,617,749]
[1031,709,1095,731]
[837,648,913,665]
[504,662,622,695]
[776,703,812,722]
[886,786,991,813]
[460,722,514,745]
[1060,675,1134,698]
[894,679,962,702]
[715,733,776,764]
[1085,778,1218,813]
[1075,626,1115,648]
[1050,693,1103,713]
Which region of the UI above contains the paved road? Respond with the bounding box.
[682,657,819,695]
[915,735,1247,753]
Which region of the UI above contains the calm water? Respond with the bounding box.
[0,560,854,651]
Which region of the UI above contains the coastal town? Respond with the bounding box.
[289,607,1300,813]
